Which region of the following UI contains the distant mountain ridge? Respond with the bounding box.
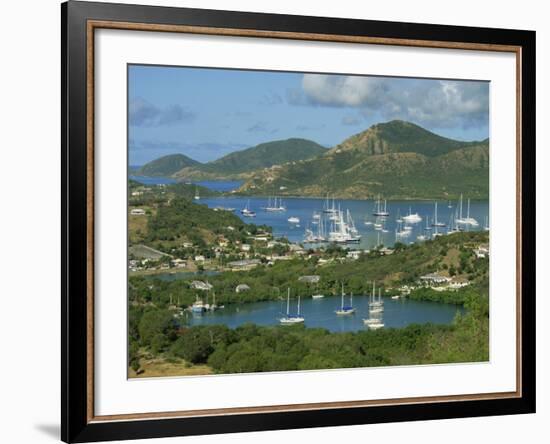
[238,120,489,200]
[136,153,200,177]
[138,138,328,180]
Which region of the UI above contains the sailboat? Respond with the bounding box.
[328,209,361,243]
[403,206,422,223]
[369,286,384,314]
[323,194,337,214]
[194,187,200,200]
[303,227,316,243]
[431,201,446,227]
[396,209,403,223]
[264,196,286,212]
[364,283,383,325]
[417,230,428,241]
[279,289,305,324]
[312,211,321,224]
[455,194,479,226]
[372,194,390,217]
[240,200,256,217]
[484,216,490,231]
[191,295,206,313]
[424,215,432,231]
[335,284,356,315]
[347,210,359,236]
[395,220,411,239]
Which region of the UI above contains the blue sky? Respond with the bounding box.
[129,65,489,165]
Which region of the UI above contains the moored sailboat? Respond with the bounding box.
[335,284,356,315]
[279,289,305,324]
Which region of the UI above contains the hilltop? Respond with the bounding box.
[238,120,489,200]
[135,153,200,177]
[138,138,327,181]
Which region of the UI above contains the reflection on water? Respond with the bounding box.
[184,295,464,333]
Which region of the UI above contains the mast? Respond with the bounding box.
[297,295,301,316]
[467,198,471,219]
[286,288,290,315]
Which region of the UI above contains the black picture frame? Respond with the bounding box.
[62,1,536,442]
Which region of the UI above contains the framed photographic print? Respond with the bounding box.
[61,1,536,442]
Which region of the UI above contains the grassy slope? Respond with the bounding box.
[239,121,489,199]
[136,153,200,177]
[172,138,327,179]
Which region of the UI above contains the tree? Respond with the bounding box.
[138,309,176,347]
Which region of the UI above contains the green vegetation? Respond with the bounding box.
[135,153,200,177]
[200,138,327,175]
[239,120,489,200]
[128,230,488,308]
[128,230,490,376]
[138,138,327,181]
[129,289,488,376]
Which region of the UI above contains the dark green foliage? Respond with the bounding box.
[137,154,200,177]
[138,309,177,347]
[197,311,488,374]
[128,231,489,309]
[139,138,327,179]
[145,196,267,249]
[170,325,236,364]
[240,120,489,200]
[203,138,327,175]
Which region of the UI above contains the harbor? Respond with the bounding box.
[183,292,464,333]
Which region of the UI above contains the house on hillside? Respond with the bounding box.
[235,284,250,293]
[419,273,451,285]
[130,208,146,216]
[298,275,320,284]
[227,259,261,271]
[190,281,213,291]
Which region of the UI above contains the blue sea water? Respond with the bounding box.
[200,195,489,249]
[184,294,464,332]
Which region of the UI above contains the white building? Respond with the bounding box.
[346,250,362,260]
[130,208,146,216]
[419,273,451,284]
[235,284,250,293]
[190,281,213,291]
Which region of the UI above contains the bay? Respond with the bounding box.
[184,294,464,333]
[201,194,489,248]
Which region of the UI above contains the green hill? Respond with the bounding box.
[172,138,327,180]
[136,154,200,177]
[208,138,326,173]
[238,120,489,200]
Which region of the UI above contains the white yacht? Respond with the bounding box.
[456,194,479,226]
[240,200,256,217]
[279,289,305,324]
[431,201,447,227]
[403,206,422,223]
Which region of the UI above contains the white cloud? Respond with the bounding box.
[129,97,196,127]
[292,74,488,130]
